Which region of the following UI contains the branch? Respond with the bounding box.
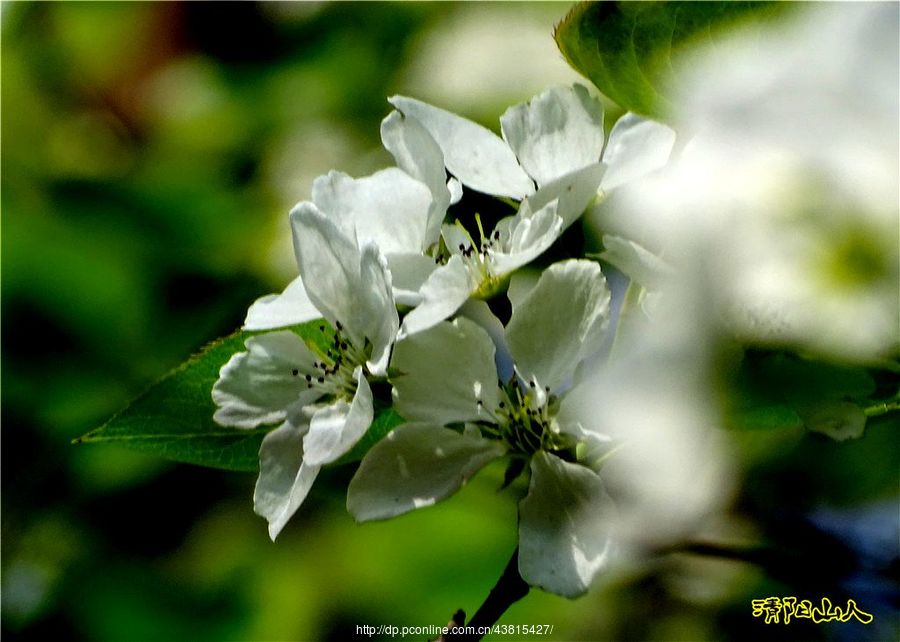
[442,548,530,642]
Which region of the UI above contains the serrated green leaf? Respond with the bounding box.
[76,320,329,472]
[554,1,787,118]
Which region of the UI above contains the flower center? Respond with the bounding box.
[479,377,573,457]
[291,321,369,399]
[451,216,508,299]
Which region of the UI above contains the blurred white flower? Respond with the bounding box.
[213,206,398,539]
[593,2,899,363]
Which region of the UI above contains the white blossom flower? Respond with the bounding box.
[213,204,399,539]
[347,260,618,597]
[592,2,899,362]
[390,85,674,336]
[243,109,463,329]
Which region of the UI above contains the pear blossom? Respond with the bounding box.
[347,260,618,597]
[213,204,399,539]
[390,84,674,201]
[243,110,462,330]
[390,85,674,336]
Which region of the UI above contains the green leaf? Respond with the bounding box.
[554,1,787,118]
[77,319,406,472]
[726,350,877,433]
[730,404,803,432]
[748,353,877,405]
[77,321,328,472]
[75,330,264,471]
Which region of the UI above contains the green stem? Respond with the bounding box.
[444,548,529,642]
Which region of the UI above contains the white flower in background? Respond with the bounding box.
[592,2,899,362]
[213,205,399,539]
[391,85,674,336]
[347,260,619,597]
[568,268,735,551]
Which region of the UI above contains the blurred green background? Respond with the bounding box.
[2,2,897,641]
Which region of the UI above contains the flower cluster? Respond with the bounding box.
[211,1,898,597]
[212,84,675,596]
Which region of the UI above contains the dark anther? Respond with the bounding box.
[493,230,500,240]
[499,401,505,408]
[529,381,536,388]
[458,243,465,251]
[292,369,299,376]
[335,321,343,331]
[305,374,312,382]
[317,376,325,384]
[545,386,550,392]
[319,324,325,332]
[476,400,483,406]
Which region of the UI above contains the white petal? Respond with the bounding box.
[506,260,611,392]
[398,255,473,338]
[506,269,541,310]
[302,368,374,466]
[518,451,615,597]
[243,275,321,331]
[500,85,605,188]
[253,423,321,540]
[291,203,398,361]
[392,317,502,425]
[556,385,614,454]
[311,168,433,254]
[440,223,472,255]
[212,332,323,428]
[358,244,400,375]
[386,253,438,307]
[524,162,605,229]
[459,299,514,383]
[381,110,450,245]
[599,235,673,289]
[490,202,563,276]
[389,96,535,199]
[600,113,676,192]
[447,177,463,204]
[291,202,358,335]
[347,423,506,521]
